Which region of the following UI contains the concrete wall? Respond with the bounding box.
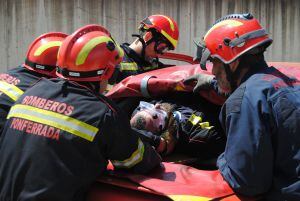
[0,0,299,72]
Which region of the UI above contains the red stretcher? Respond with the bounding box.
[88,53,300,201]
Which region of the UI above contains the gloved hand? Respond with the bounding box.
[188,121,215,143]
[160,117,179,155]
[132,128,161,148]
[183,73,214,93]
[183,112,215,143]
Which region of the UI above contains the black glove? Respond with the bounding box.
[183,73,214,93]
[182,111,215,143]
[132,128,161,148]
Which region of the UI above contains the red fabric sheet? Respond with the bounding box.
[106,62,300,106]
[97,62,300,201]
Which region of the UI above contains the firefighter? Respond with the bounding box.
[130,98,225,159]
[0,32,67,133]
[184,13,300,200]
[109,14,179,84]
[0,24,161,201]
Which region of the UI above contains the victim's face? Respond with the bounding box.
[130,102,168,134]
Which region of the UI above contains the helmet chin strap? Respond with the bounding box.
[132,34,147,59]
[132,29,165,60]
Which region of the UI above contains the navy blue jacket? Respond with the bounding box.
[216,66,300,200]
[0,78,161,201]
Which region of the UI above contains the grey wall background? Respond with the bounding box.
[0,0,299,72]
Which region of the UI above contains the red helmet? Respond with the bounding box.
[56,24,124,82]
[140,14,179,50]
[24,32,68,77]
[198,13,272,70]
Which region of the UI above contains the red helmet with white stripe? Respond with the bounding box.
[24,32,68,77]
[56,24,124,82]
[197,13,272,70]
[140,14,179,50]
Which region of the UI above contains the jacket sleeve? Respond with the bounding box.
[99,106,161,174]
[176,104,225,157]
[0,95,14,134]
[217,86,274,196]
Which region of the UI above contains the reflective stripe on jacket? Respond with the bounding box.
[0,78,161,200]
[0,66,47,134]
[0,81,24,101]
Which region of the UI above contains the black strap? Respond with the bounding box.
[56,67,104,78]
[148,29,173,52]
[140,75,157,98]
[121,43,152,68]
[25,59,56,72]
[229,29,268,47]
[132,34,147,60]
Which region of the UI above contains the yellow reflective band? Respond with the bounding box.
[117,44,124,58]
[152,15,175,31]
[110,36,124,59]
[188,114,202,126]
[199,122,210,129]
[174,84,185,91]
[168,195,211,201]
[0,81,24,101]
[76,36,113,66]
[111,138,145,168]
[204,20,243,40]
[204,126,214,130]
[113,38,124,58]
[7,104,99,142]
[34,41,62,56]
[161,30,177,48]
[120,62,138,71]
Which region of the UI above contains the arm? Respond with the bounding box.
[217,87,274,196]
[0,96,15,134]
[176,104,225,157]
[0,107,9,134]
[100,107,161,174]
[183,73,215,93]
[131,127,167,153]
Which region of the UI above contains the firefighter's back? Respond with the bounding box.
[0,78,114,201]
